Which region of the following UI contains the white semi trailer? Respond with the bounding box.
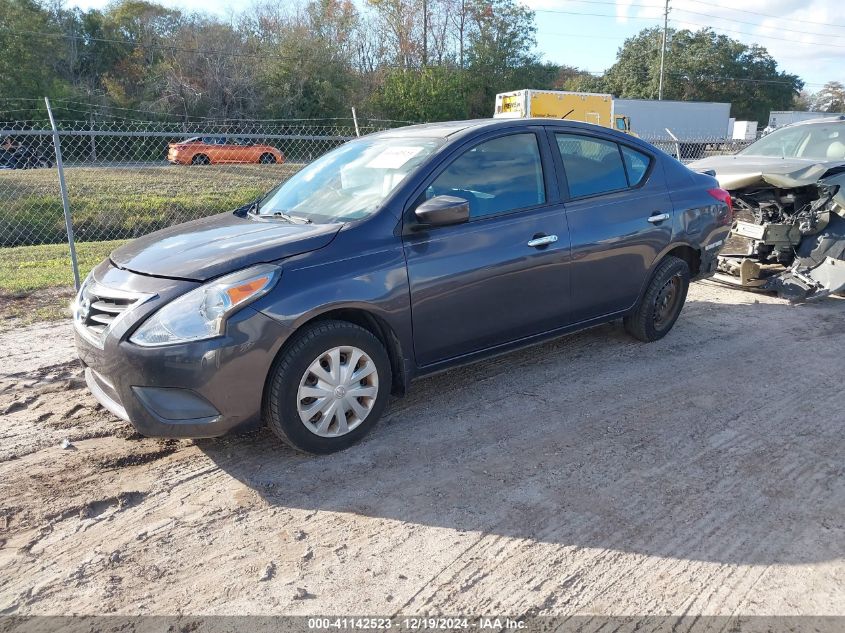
[614,98,732,141]
[767,111,830,130]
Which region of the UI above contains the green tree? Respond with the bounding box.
[374,66,467,121]
[813,81,845,113]
[793,90,813,111]
[463,0,540,116]
[0,0,70,116]
[553,65,595,91]
[260,0,359,118]
[94,1,185,108]
[598,27,802,122]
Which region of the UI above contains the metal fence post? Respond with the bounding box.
[45,97,81,290]
[665,128,681,161]
[351,107,360,137]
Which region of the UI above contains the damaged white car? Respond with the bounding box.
[689,116,845,302]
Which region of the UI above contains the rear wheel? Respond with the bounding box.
[259,152,276,164]
[624,256,690,342]
[264,320,392,454]
[191,153,210,165]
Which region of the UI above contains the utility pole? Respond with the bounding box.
[422,0,428,66]
[658,0,669,100]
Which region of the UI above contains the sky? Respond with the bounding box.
[66,0,843,92]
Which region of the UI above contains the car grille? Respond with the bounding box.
[74,282,147,347]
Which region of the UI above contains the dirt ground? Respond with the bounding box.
[0,281,843,617]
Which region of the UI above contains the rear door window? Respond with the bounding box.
[427,133,546,219]
[554,134,627,198]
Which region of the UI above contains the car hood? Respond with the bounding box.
[688,154,845,190]
[110,212,341,281]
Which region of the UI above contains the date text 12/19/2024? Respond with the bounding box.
[307,618,527,630]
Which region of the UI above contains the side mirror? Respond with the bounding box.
[414,195,470,228]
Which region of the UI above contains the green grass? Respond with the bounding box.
[0,240,126,293]
[0,163,300,247]
[0,162,304,324]
[0,240,127,325]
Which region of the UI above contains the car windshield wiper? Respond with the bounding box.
[244,201,311,224]
[265,210,312,224]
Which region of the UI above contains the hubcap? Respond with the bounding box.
[653,274,682,329]
[297,346,379,438]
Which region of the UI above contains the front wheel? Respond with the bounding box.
[264,320,392,454]
[259,152,276,164]
[624,256,690,342]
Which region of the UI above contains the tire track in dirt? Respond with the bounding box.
[384,290,844,612]
[0,284,843,615]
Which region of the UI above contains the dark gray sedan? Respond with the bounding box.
[74,119,732,453]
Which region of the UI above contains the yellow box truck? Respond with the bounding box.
[493,89,631,132]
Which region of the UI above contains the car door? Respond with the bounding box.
[225,138,251,163]
[402,129,572,367]
[214,137,239,163]
[549,130,673,323]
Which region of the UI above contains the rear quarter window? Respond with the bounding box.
[621,145,651,187]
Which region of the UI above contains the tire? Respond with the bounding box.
[191,154,210,165]
[259,153,276,164]
[624,256,690,342]
[264,320,392,454]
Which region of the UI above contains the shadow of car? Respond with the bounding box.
[193,295,843,565]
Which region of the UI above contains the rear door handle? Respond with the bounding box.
[527,234,558,248]
[647,213,671,224]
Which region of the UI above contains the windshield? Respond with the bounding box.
[741,121,845,160]
[257,136,443,223]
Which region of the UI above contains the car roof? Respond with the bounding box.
[372,120,497,139]
[371,118,637,141]
[784,115,845,128]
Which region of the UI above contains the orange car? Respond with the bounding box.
[167,137,284,165]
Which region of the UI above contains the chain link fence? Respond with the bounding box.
[0,114,755,296]
[641,136,755,163]
[1,116,404,250]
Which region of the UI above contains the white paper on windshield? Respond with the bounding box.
[366,146,423,169]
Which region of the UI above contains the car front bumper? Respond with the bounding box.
[74,261,291,438]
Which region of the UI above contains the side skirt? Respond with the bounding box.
[412,309,630,381]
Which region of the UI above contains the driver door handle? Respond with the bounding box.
[527,234,558,248]
[648,212,671,224]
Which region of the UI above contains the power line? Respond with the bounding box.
[8,6,841,54]
[531,8,656,21]
[535,6,845,42]
[3,14,831,89]
[673,7,845,39]
[536,31,633,40]
[535,6,845,49]
[685,0,845,30]
[670,18,845,49]
[536,0,845,30]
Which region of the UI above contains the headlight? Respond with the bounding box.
[130,264,280,347]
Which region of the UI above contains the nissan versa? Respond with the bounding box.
[73,119,732,454]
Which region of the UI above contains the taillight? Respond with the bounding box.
[708,187,733,224]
